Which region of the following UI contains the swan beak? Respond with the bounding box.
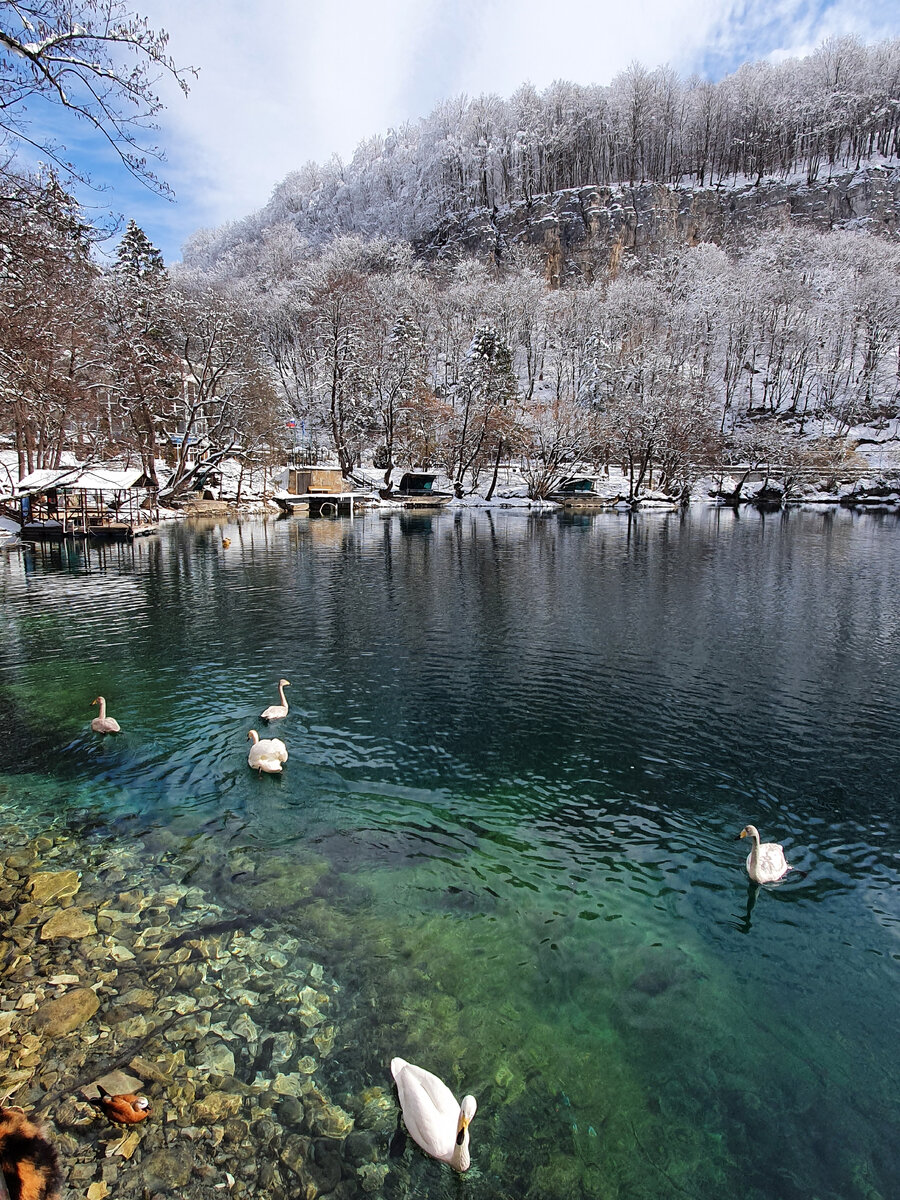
[737,829,748,839]
[455,1114,469,1146]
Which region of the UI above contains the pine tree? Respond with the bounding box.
[115,220,165,280]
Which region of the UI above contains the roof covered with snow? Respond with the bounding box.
[15,466,149,493]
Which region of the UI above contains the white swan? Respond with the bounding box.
[90,696,121,734]
[260,678,290,721]
[739,824,792,883]
[247,729,288,773]
[391,1057,477,1172]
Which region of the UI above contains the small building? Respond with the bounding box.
[287,466,345,495]
[12,466,159,540]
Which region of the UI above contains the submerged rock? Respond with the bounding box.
[28,870,81,905]
[303,1087,354,1138]
[39,907,96,940]
[34,986,99,1035]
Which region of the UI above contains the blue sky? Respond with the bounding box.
[17,0,898,264]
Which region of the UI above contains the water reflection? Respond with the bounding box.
[0,509,898,1199]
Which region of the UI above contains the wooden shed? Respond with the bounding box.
[287,466,345,495]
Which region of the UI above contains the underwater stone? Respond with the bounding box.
[271,1073,311,1098]
[221,961,250,988]
[34,987,99,1035]
[309,1139,342,1193]
[229,1012,258,1043]
[28,871,81,905]
[113,1014,148,1039]
[40,908,96,940]
[343,1130,380,1165]
[53,1097,96,1130]
[117,987,156,1010]
[107,943,136,964]
[352,1088,395,1134]
[303,1088,354,1139]
[269,1031,295,1065]
[312,1025,335,1057]
[357,1162,389,1193]
[128,1056,174,1084]
[141,1147,194,1188]
[278,1134,312,1178]
[193,1090,244,1122]
[197,1039,235,1076]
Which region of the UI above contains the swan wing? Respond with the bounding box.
[256,738,288,762]
[391,1059,459,1162]
[748,842,790,882]
[759,842,790,880]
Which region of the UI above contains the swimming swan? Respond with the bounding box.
[90,696,121,734]
[738,824,792,883]
[247,729,288,773]
[260,678,290,721]
[390,1057,477,1172]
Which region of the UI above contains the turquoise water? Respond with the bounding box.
[1,508,898,1199]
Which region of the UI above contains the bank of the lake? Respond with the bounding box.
[1,508,898,1200]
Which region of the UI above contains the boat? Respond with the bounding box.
[379,473,453,509]
[549,476,619,509]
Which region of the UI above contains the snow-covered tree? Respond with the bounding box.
[0,0,192,191]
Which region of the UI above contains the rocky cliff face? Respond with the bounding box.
[417,165,900,283]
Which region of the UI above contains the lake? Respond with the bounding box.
[1,506,898,1200]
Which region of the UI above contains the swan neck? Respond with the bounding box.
[278,682,287,705]
[98,698,107,718]
[450,1128,470,1172]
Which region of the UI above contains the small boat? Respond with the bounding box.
[380,473,453,508]
[549,477,618,509]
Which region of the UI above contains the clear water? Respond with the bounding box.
[1,508,898,1199]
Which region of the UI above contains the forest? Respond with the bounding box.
[2,27,900,502]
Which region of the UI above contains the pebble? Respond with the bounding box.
[0,818,390,1200]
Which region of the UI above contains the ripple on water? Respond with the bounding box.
[0,512,899,1199]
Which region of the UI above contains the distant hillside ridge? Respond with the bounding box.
[182,37,900,274]
[416,165,900,283]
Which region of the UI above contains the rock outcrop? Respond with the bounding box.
[418,166,900,283]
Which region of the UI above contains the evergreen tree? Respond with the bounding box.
[115,220,165,280]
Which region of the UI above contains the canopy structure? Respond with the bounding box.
[12,465,159,540]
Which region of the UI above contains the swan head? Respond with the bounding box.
[457,1095,477,1137]
[279,679,291,688]
[738,825,760,842]
[247,729,260,744]
[91,696,102,707]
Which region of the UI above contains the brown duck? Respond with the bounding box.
[89,1088,152,1125]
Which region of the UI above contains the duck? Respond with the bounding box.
[260,678,290,721]
[738,824,793,883]
[390,1057,477,1172]
[88,1088,152,1124]
[90,696,121,734]
[247,729,288,773]
[0,1105,62,1199]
